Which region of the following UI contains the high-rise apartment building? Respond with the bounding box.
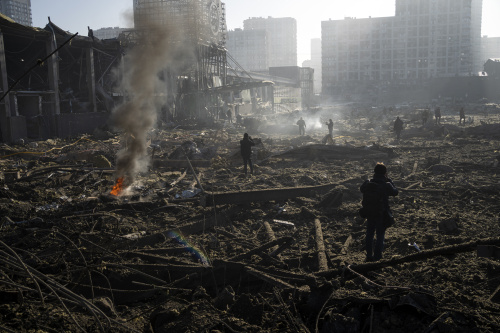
[322,0,483,97]
[0,0,32,26]
[133,0,226,46]
[310,38,322,94]
[480,36,500,67]
[244,17,297,68]
[94,27,127,40]
[226,28,268,72]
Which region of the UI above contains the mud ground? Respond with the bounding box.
[1,103,500,332]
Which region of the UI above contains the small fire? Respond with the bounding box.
[110,177,125,196]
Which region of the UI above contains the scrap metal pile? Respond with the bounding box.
[1,105,500,332]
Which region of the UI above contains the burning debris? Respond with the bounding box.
[110,177,125,196]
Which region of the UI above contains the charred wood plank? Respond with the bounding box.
[121,263,208,273]
[263,221,278,253]
[212,260,311,287]
[245,266,296,290]
[134,215,229,248]
[204,183,340,206]
[275,144,388,161]
[228,236,294,262]
[314,219,328,272]
[317,236,500,279]
[153,159,211,169]
[341,235,354,255]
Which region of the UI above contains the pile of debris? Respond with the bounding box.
[1,114,500,332]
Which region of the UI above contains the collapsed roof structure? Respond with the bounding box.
[0,13,122,142]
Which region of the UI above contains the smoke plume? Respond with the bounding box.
[111,12,194,187]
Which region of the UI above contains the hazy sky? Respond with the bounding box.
[32,0,500,65]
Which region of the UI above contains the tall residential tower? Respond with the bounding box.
[244,17,297,68]
[322,0,483,98]
[0,0,32,26]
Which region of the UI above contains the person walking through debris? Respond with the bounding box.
[226,109,232,123]
[326,119,334,137]
[422,108,430,126]
[434,107,441,125]
[459,107,466,125]
[359,163,399,262]
[240,133,255,175]
[297,117,306,136]
[394,116,404,140]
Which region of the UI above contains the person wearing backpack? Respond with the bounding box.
[360,163,399,262]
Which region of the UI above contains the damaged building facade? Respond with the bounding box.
[0,14,121,143]
[0,0,315,143]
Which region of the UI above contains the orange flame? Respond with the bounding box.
[110,177,124,196]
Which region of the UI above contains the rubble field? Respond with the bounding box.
[1,105,500,332]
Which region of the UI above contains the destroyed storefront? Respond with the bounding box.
[0,14,122,143]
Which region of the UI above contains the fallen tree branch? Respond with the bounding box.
[317,236,500,279]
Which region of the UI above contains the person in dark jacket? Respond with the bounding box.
[360,163,399,261]
[240,133,255,175]
[296,117,306,136]
[326,119,334,137]
[435,107,441,125]
[394,116,404,140]
[459,107,466,125]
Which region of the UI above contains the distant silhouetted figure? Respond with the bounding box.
[326,119,334,137]
[394,116,404,140]
[240,133,255,175]
[435,107,441,125]
[459,107,466,125]
[296,117,306,136]
[422,108,430,126]
[88,26,94,41]
[226,109,232,123]
[236,111,242,125]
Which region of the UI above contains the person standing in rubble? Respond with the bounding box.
[394,116,404,140]
[459,107,466,125]
[326,119,334,137]
[296,117,306,136]
[227,108,232,123]
[240,133,255,176]
[434,107,441,125]
[422,108,430,126]
[360,163,399,262]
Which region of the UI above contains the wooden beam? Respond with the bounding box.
[204,183,340,206]
[153,159,211,169]
[314,219,328,272]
